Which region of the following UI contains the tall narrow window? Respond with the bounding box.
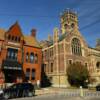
[31,69,35,80]
[96,62,100,69]
[26,52,29,62]
[71,38,82,56]
[30,53,34,63]
[51,63,53,72]
[25,68,30,81]
[35,54,38,63]
[8,35,11,40]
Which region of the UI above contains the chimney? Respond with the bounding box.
[31,28,36,37]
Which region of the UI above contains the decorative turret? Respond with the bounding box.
[53,27,59,42]
[60,9,78,34]
[96,39,100,50]
[48,34,52,41]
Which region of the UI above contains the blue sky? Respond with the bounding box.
[0,0,100,47]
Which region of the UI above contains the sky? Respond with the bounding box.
[0,0,100,47]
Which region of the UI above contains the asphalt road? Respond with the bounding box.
[10,94,100,100]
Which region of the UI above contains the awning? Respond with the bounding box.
[2,59,22,70]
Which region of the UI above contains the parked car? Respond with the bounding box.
[96,84,100,91]
[0,83,35,99]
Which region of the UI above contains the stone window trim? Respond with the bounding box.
[71,38,82,56]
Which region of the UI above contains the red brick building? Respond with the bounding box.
[0,22,42,84]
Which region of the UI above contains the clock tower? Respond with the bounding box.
[60,9,78,34]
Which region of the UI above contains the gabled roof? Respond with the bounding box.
[24,35,41,48]
[0,29,6,40]
[0,22,41,48]
[6,21,23,36]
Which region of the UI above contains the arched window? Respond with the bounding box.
[71,38,82,56]
[26,52,29,62]
[35,54,38,63]
[30,53,34,63]
[96,62,100,69]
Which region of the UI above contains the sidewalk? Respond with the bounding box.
[36,88,55,95]
[35,87,98,97]
[35,87,89,95]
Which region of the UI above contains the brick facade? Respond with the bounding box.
[0,22,42,85]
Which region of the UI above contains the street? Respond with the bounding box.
[10,94,100,100]
[7,88,100,100]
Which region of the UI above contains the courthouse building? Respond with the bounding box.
[0,22,42,84]
[40,10,100,87]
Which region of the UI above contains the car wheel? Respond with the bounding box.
[33,90,35,96]
[4,92,10,99]
[28,91,33,97]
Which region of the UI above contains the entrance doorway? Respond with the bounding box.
[4,69,22,83]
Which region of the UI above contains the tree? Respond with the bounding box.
[67,63,89,87]
[41,64,52,87]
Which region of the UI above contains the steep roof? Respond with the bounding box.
[0,29,6,40]
[6,21,23,36]
[24,35,41,48]
[0,29,41,48]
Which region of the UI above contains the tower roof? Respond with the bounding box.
[60,9,77,17]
